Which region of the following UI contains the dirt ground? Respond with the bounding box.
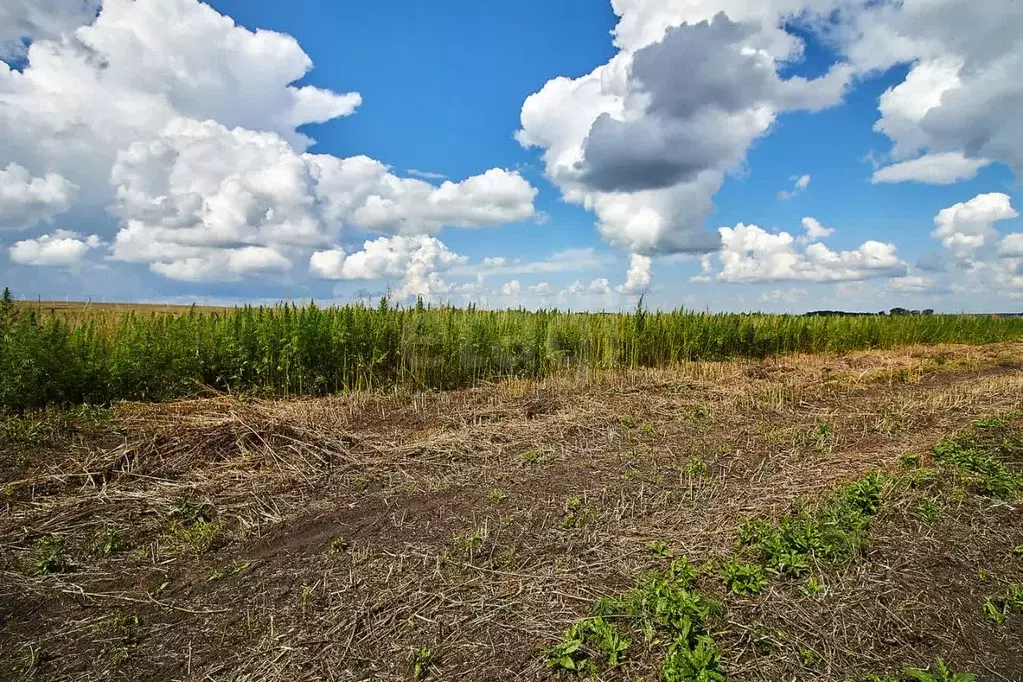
[2,342,1022,681]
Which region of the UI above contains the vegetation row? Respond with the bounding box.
[3,288,1023,412]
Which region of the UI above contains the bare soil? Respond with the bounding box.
[2,343,1022,681]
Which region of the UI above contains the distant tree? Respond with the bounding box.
[923,309,935,315]
[889,307,912,316]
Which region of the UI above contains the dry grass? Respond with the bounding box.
[2,342,1022,681]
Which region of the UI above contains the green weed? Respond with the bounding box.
[208,560,250,581]
[933,438,1023,500]
[562,496,590,529]
[649,540,673,558]
[982,584,1023,624]
[899,452,920,470]
[32,535,74,575]
[684,457,709,479]
[179,520,223,555]
[740,473,883,578]
[718,557,766,595]
[661,636,725,682]
[452,524,489,558]
[409,647,435,681]
[903,657,975,682]
[801,576,825,598]
[543,617,631,675]
[108,612,144,664]
[916,498,941,523]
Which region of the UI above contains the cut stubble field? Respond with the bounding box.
[2,342,1023,681]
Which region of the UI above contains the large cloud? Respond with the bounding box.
[849,0,1023,183]
[517,3,852,256]
[1,0,536,282]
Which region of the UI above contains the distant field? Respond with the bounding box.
[14,299,234,318]
[2,342,1022,680]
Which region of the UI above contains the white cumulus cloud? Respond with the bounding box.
[871,152,990,185]
[517,3,852,256]
[931,192,1018,261]
[0,0,536,283]
[0,162,76,229]
[617,253,652,294]
[702,222,906,283]
[9,229,100,266]
[0,0,99,61]
[310,235,468,300]
[846,1,1023,181]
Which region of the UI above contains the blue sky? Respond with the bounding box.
[1,0,1022,312]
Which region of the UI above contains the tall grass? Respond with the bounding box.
[2,292,1021,412]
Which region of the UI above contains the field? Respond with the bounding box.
[3,294,1023,412]
[2,329,1023,681]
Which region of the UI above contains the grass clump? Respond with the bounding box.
[738,473,883,578]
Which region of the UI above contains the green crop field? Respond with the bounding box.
[2,288,1022,412]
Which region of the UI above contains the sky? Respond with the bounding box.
[1,0,1022,313]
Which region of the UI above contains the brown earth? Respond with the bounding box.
[2,342,1023,681]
